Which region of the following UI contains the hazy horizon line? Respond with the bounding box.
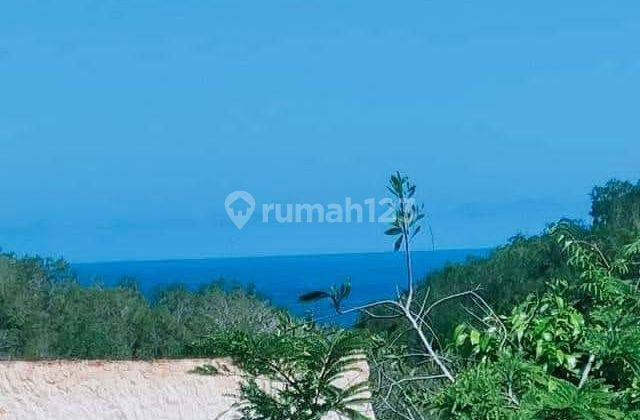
[71,246,493,266]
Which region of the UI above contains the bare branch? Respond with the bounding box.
[579,354,595,388]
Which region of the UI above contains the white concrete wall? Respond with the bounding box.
[0,359,373,419]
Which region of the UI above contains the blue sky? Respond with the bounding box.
[1,1,639,262]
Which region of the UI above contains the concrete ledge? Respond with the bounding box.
[0,359,373,419]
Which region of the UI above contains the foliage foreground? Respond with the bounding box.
[298,175,640,419]
[435,226,640,419]
[194,317,372,419]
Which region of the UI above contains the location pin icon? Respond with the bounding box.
[225,191,256,230]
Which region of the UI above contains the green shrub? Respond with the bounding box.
[431,230,640,418]
[194,317,371,419]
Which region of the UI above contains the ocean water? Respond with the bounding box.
[73,249,489,325]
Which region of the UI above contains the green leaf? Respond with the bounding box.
[393,236,403,251]
[456,332,468,347]
[536,339,544,359]
[470,329,481,346]
[299,291,331,303]
[385,227,402,236]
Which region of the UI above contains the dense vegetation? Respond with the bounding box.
[359,178,640,419]
[0,255,279,359]
[295,176,640,419]
[364,224,640,419]
[363,180,640,344]
[437,226,640,418]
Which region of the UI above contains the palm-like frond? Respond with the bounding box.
[207,321,371,419]
[298,290,331,303]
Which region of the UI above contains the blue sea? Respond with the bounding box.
[73,249,489,325]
